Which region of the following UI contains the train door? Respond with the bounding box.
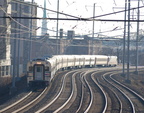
[34,65,44,80]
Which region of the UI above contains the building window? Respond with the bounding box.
[6,66,9,75]
[2,66,5,76]
[0,66,1,76]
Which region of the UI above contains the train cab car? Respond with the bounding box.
[27,59,51,87]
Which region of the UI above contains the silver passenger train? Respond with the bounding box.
[27,55,117,86]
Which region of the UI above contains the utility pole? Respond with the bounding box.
[56,0,59,55]
[92,3,95,39]
[10,1,17,94]
[29,0,34,60]
[41,0,47,35]
[92,3,96,55]
[17,3,21,79]
[122,0,127,76]
[126,0,131,82]
[135,0,140,74]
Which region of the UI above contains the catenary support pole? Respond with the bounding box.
[126,0,131,82]
[56,0,59,55]
[135,0,140,74]
[122,0,127,76]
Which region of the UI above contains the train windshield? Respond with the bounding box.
[36,67,42,72]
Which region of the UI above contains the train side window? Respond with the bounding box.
[29,66,33,71]
[45,67,49,71]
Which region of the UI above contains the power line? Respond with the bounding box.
[1,0,143,39]
[1,16,144,22]
[11,0,144,20]
[89,5,144,19]
[0,6,36,34]
[11,0,84,20]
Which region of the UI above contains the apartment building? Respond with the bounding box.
[0,0,11,76]
[0,0,37,77]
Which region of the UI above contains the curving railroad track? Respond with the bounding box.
[1,67,144,113]
[0,87,47,113]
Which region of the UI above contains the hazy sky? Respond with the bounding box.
[25,0,144,38]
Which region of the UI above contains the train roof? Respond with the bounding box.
[30,55,117,63]
[47,55,109,61]
[52,55,108,58]
[31,56,52,61]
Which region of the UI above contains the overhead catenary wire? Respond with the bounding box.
[86,27,124,36]
[0,5,37,35]
[0,25,35,35]
[0,31,143,50]
[1,0,143,39]
[0,4,50,37]
[0,1,81,37]
[5,1,144,31]
[89,4,144,19]
[11,0,144,20]
[0,35,124,47]
[1,16,144,22]
[0,7,87,38]
[0,18,11,36]
[2,3,144,21]
[11,0,85,20]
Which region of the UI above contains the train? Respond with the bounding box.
[27,55,118,86]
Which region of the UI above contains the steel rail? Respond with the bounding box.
[75,72,86,113]
[110,74,144,102]
[36,70,78,113]
[83,71,94,113]
[53,71,79,113]
[12,87,48,113]
[102,73,135,113]
[0,92,32,112]
[91,72,108,113]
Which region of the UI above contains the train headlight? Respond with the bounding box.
[36,62,42,64]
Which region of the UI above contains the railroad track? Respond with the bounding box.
[36,69,105,113]
[97,70,144,113]
[70,69,115,113]
[1,67,144,113]
[109,72,144,112]
[36,70,82,113]
[76,70,109,113]
[0,71,67,113]
[75,70,94,113]
[0,87,47,113]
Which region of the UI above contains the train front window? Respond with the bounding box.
[36,67,42,72]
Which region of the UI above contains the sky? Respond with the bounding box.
[25,0,144,38]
